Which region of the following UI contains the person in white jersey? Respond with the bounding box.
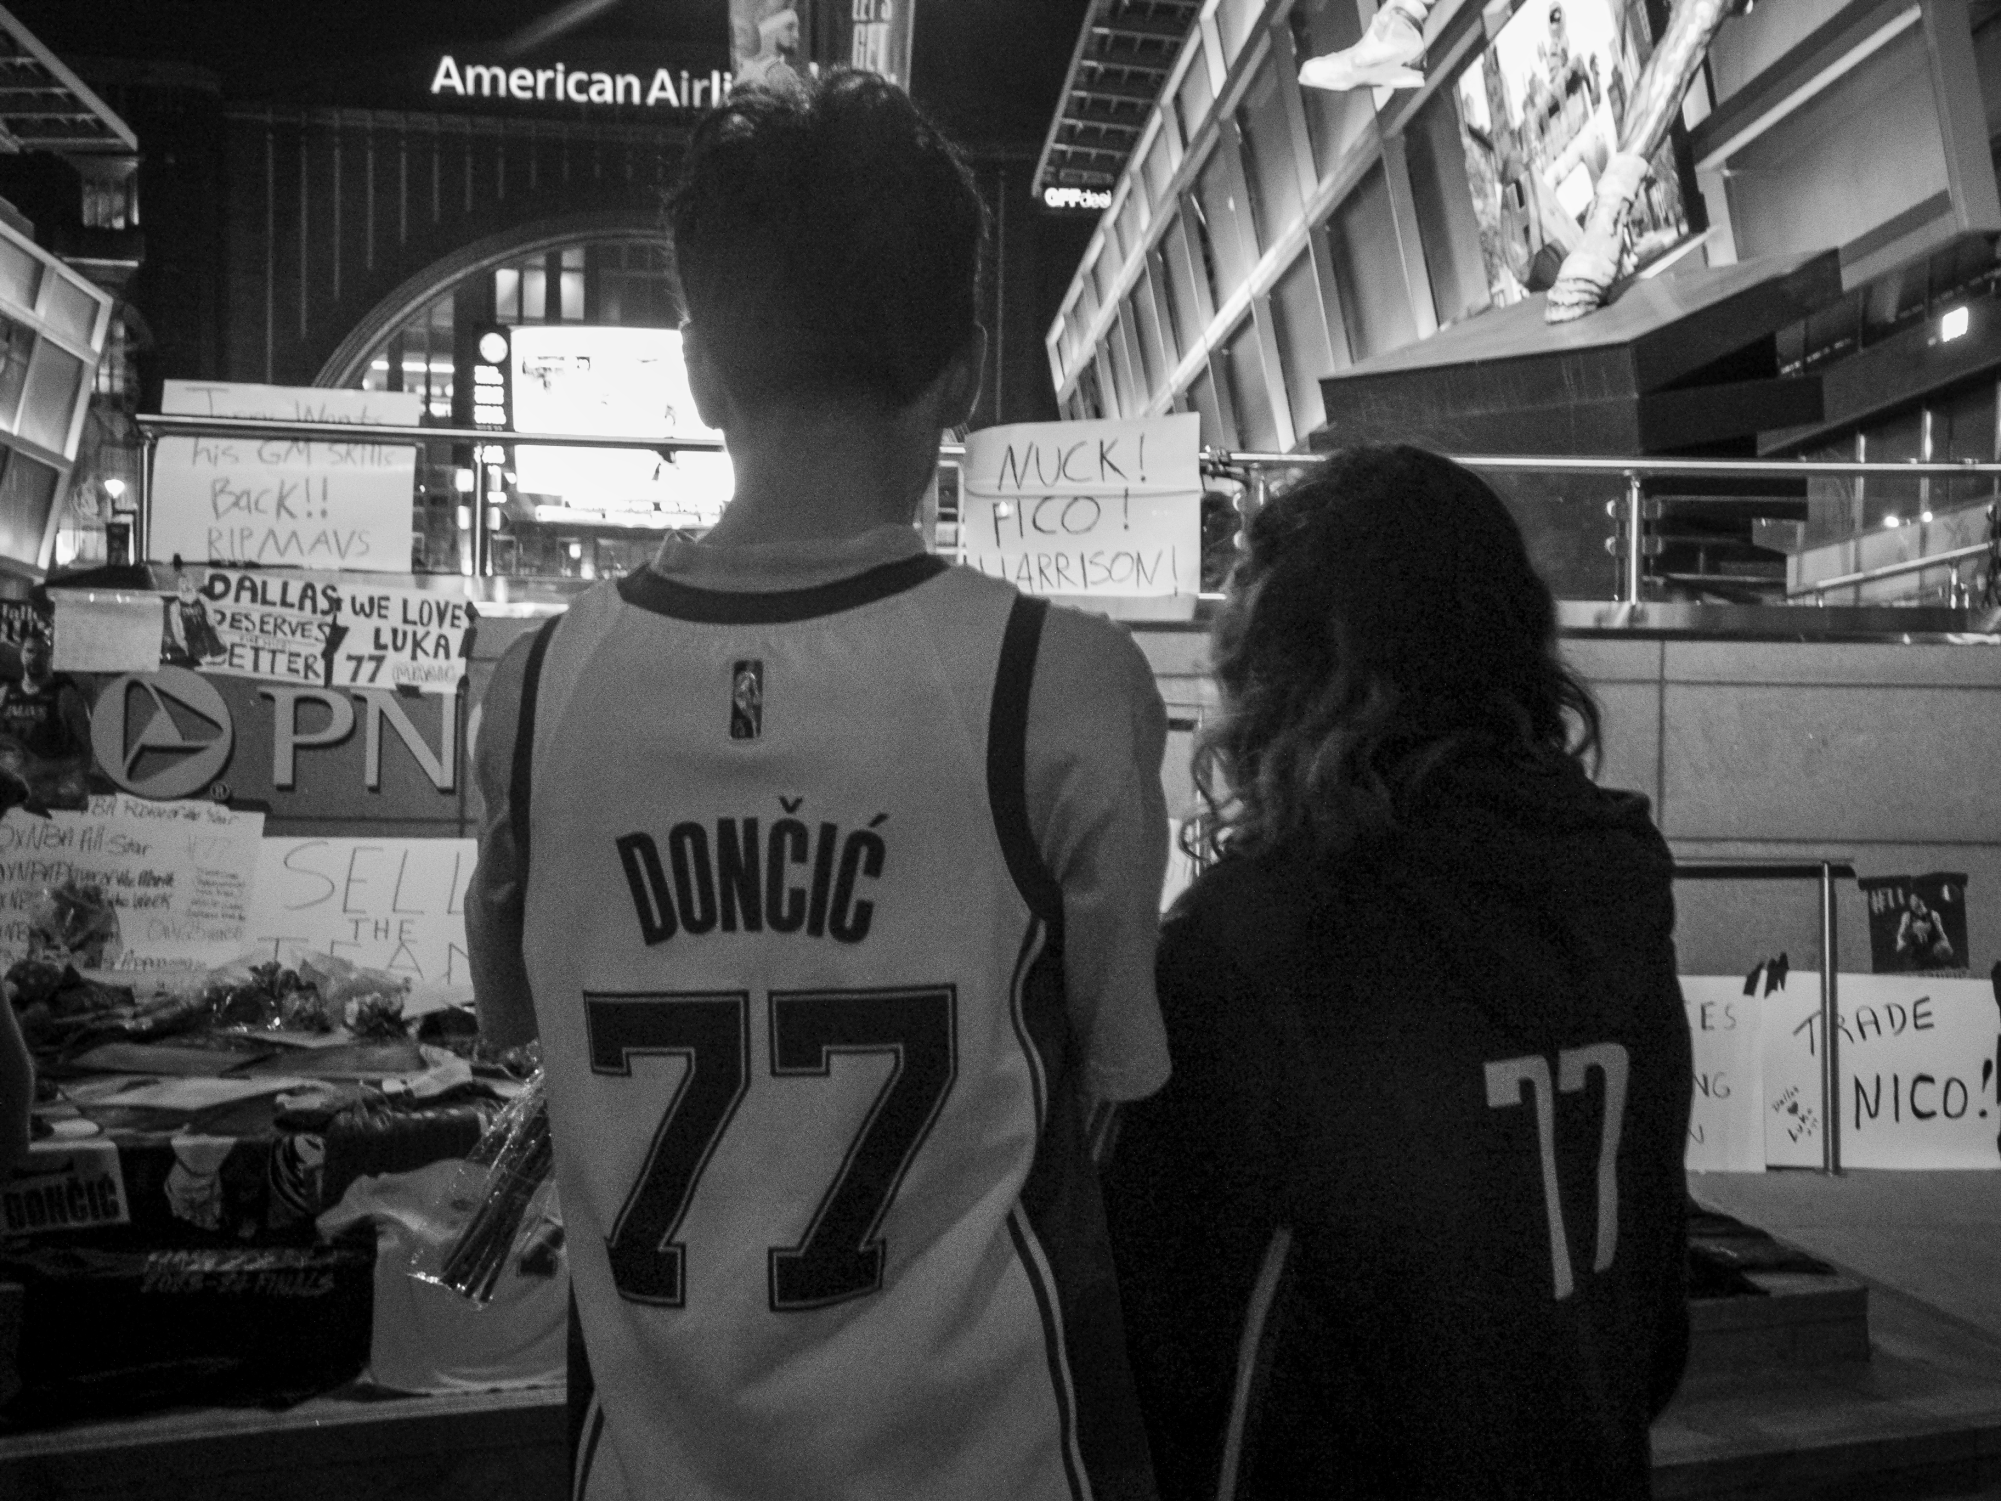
[467,71,1170,1501]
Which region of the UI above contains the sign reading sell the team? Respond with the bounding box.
[164,568,471,695]
[248,837,476,995]
[149,381,422,573]
[960,414,1202,597]
[1760,974,2001,1170]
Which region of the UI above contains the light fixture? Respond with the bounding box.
[103,477,127,501]
[1920,509,1934,523]
[478,330,510,363]
[1940,305,1970,342]
[1883,514,1902,529]
[567,541,584,559]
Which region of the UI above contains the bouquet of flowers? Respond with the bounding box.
[407,1067,555,1306]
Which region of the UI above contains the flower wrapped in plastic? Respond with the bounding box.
[407,1066,555,1306]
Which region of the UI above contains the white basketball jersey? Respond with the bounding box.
[517,556,1154,1500]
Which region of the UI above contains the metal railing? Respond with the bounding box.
[129,413,2001,605]
[1675,860,1853,1175]
[1214,449,2001,608]
[1789,540,1991,602]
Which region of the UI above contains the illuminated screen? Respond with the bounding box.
[508,325,734,528]
[1453,0,1691,309]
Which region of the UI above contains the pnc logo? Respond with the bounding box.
[89,668,235,801]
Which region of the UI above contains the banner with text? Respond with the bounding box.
[1758,974,2001,1170]
[160,568,471,694]
[960,414,1202,597]
[0,796,265,969]
[149,381,422,573]
[248,837,476,997]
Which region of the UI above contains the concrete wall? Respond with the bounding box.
[1136,625,2001,978]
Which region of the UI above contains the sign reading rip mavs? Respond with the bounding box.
[148,381,423,573]
[85,667,461,824]
[960,414,1202,597]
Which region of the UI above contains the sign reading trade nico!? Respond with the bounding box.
[960,414,1202,598]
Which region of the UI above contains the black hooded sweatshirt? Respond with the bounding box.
[1104,756,1693,1500]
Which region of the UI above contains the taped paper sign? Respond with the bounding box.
[249,838,475,994]
[0,796,265,969]
[1761,975,2001,1170]
[3,1138,129,1234]
[960,414,1202,596]
[1679,978,1764,1172]
[149,381,422,573]
[161,568,471,694]
[48,591,162,674]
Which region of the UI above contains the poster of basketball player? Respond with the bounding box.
[1453,0,1690,307]
[1859,873,1971,976]
[728,0,914,92]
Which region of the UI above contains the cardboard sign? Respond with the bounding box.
[2,1138,130,1234]
[1679,978,1765,1172]
[960,415,1202,597]
[248,837,476,993]
[149,381,422,573]
[1761,974,2001,1170]
[160,568,471,695]
[0,796,265,969]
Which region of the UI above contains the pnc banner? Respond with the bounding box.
[81,666,462,823]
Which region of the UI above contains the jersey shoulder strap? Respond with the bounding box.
[508,614,564,875]
[986,593,1061,924]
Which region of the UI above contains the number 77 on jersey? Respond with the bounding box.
[1485,1044,1631,1302]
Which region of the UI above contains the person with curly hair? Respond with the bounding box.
[1104,445,1692,1498]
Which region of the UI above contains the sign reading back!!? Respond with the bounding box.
[149,382,423,573]
[960,415,1202,597]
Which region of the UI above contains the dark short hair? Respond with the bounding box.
[669,71,987,412]
[1191,445,1601,864]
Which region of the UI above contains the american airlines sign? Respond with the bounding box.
[428,55,731,111]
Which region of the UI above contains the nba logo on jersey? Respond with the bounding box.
[730,659,763,740]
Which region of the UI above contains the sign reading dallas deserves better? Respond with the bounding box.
[149,382,422,573]
[960,415,1202,597]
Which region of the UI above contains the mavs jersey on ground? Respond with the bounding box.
[467,527,1170,1501]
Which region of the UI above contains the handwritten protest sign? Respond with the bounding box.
[1677,979,1765,1171]
[960,414,1201,597]
[161,567,471,694]
[0,796,265,969]
[248,837,475,993]
[150,381,422,573]
[1760,974,2001,1169]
